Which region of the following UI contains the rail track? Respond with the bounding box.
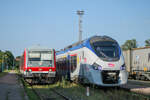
[21,77,71,100]
[20,74,150,100]
[29,84,70,100]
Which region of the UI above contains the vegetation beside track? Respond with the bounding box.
[19,75,150,100]
[20,77,40,100]
[33,85,67,100]
[48,79,149,100]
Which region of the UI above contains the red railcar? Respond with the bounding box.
[20,46,56,83]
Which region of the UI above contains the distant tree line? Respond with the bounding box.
[121,38,150,50]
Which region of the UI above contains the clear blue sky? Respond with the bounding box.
[0,0,150,57]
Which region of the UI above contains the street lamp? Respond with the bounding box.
[77,10,84,42]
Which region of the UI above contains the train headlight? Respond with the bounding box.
[120,64,126,70]
[93,63,102,70]
[29,69,32,72]
[49,69,52,72]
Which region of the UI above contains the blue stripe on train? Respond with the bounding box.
[56,36,121,58]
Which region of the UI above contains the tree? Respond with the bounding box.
[0,50,15,70]
[0,51,3,71]
[121,39,138,50]
[0,50,3,64]
[145,39,150,46]
[0,51,5,67]
[4,51,15,69]
[15,56,21,69]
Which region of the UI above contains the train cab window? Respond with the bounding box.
[91,41,120,61]
[95,44,119,58]
[70,56,77,72]
[28,51,54,67]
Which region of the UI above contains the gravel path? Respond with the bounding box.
[121,80,150,95]
[0,71,28,100]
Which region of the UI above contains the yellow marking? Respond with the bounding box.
[61,55,66,58]
[132,72,136,75]
[77,56,79,65]
[144,67,147,72]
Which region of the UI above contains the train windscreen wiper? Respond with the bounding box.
[99,51,110,59]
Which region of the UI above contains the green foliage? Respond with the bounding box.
[121,39,138,50]
[20,78,40,100]
[145,39,150,46]
[4,51,15,68]
[0,50,15,71]
[49,79,147,100]
[15,56,21,69]
[0,51,3,63]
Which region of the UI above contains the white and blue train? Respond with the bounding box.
[56,35,128,86]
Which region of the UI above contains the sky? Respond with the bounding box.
[0,0,150,57]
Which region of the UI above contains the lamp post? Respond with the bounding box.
[77,10,84,42]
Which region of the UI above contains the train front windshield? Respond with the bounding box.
[28,51,53,67]
[92,41,120,60]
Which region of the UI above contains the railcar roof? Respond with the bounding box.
[57,35,116,55]
[26,45,53,51]
[90,36,117,44]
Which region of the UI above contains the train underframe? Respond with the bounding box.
[23,72,56,84]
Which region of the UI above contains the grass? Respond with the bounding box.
[0,69,18,78]
[20,77,40,100]
[19,76,150,100]
[48,79,150,100]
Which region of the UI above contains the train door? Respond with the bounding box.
[70,52,82,80]
[79,51,85,77]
